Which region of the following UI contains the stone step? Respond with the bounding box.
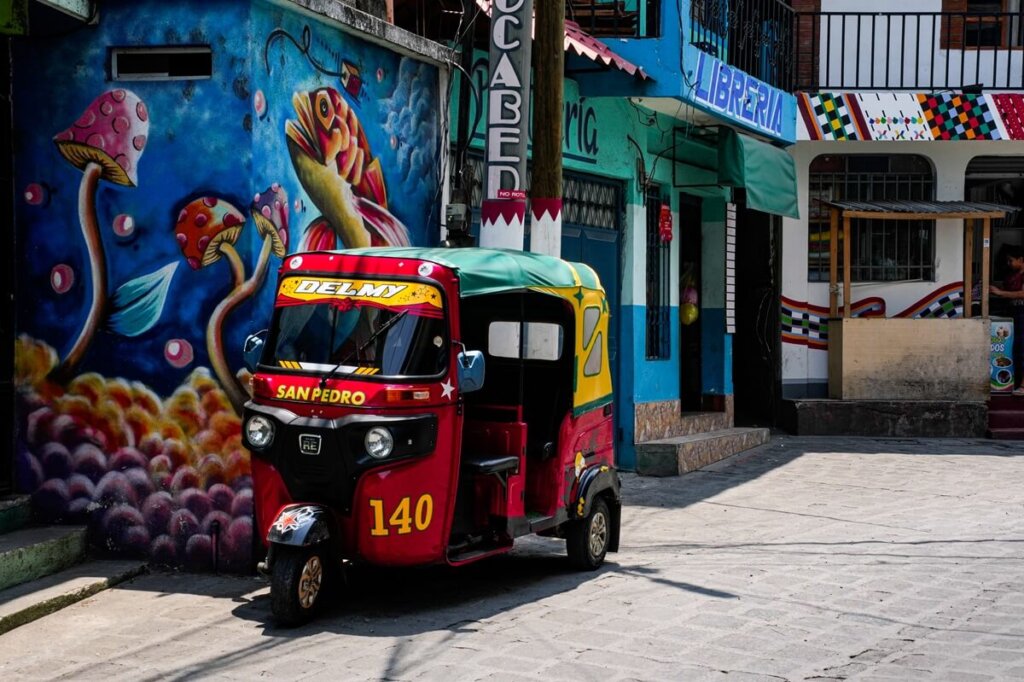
[636,428,771,477]
[638,410,730,442]
[988,409,1024,430]
[990,394,1024,409]
[988,427,1024,441]
[0,526,87,592]
[0,559,146,635]
[0,496,31,535]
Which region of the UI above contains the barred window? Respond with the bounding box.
[646,190,671,359]
[808,155,936,283]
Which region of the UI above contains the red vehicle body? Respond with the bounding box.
[241,248,621,625]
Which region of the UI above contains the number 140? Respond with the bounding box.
[369,495,433,536]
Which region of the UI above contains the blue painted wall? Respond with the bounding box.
[595,1,798,144]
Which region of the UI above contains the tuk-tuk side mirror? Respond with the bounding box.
[243,330,268,373]
[457,350,485,393]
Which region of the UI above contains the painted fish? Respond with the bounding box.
[285,87,410,250]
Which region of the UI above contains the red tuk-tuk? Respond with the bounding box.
[242,247,621,625]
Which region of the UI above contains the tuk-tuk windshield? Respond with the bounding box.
[266,276,447,378]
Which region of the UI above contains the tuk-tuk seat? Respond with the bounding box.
[462,454,520,476]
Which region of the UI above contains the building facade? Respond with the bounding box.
[783,0,1024,433]
[5,0,447,567]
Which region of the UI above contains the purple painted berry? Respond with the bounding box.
[207,483,234,513]
[40,442,73,480]
[142,491,175,537]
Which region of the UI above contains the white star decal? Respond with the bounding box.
[440,379,455,400]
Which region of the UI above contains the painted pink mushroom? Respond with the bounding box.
[51,89,149,379]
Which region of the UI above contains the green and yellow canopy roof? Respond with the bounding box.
[338,247,605,299]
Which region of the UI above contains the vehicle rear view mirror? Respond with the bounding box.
[457,350,485,393]
[243,330,268,373]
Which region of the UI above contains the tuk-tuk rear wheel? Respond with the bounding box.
[566,496,610,570]
[271,545,326,627]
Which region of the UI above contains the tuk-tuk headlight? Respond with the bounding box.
[365,426,394,459]
[245,415,275,449]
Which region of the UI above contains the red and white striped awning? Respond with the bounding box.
[473,0,650,81]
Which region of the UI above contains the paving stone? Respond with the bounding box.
[1,436,1023,680]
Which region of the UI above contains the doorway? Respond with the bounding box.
[732,207,780,427]
[966,157,1024,318]
[1,37,13,495]
[678,193,702,412]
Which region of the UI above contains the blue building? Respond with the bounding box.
[400,0,800,472]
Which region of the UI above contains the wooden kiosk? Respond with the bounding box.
[823,200,1011,401]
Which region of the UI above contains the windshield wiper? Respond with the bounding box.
[319,310,409,388]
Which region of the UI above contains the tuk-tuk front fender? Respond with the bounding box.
[574,465,621,553]
[267,504,334,547]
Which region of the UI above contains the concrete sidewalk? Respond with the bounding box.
[1,436,1023,680]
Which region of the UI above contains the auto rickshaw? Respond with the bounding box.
[241,247,621,625]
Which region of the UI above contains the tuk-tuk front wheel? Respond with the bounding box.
[271,545,326,626]
[566,496,610,570]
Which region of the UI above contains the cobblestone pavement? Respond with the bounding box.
[2,436,1024,681]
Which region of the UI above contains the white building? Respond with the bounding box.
[782,0,1024,434]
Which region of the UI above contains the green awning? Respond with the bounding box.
[718,128,799,219]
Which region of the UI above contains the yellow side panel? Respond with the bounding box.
[532,283,613,414]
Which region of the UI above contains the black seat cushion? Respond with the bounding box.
[462,455,519,475]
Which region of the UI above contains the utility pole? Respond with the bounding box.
[529,0,564,257]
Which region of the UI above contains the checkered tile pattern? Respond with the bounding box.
[781,305,829,347]
[810,94,860,140]
[915,291,963,319]
[918,93,1002,140]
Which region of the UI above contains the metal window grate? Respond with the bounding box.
[808,155,936,283]
[646,191,671,359]
[458,154,621,231]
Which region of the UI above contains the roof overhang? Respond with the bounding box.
[474,0,649,81]
[822,199,1014,220]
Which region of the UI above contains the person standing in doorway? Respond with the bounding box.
[991,245,1024,396]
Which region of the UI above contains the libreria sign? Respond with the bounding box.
[485,0,532,200]
[692,51,784,138]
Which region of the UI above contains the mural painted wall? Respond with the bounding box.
[11,0,441,571]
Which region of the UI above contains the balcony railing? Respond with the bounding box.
[567,0,661,37]
[794,11,1024,91]
[690,0,796,91]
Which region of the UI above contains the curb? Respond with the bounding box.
[0,562,148,636]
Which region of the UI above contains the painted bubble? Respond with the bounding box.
[294,198,305,213]
[254,90,267,119]
[376,67,385,83]
[165,339,194,369]
[113,214,135,237]
[288,256,303,269]
[51,265,74,294]
[390,134,398,150]
[24,183,49,206]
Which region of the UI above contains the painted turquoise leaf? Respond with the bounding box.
[108,262,179,337]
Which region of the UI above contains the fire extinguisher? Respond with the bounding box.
[658,204,673,242]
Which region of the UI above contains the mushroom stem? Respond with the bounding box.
[53,162,107,381]
[206,239,272,414]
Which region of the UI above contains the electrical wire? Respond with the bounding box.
[431,2,481,237]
